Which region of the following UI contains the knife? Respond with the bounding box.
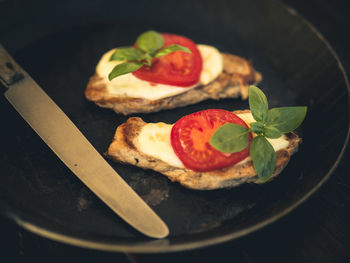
[0,44,169,239]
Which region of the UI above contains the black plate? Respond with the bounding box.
[0,0,349,252]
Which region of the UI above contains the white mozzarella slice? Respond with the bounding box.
[136,122,184,168]
[95,44,222,100]
[198,44,223,85]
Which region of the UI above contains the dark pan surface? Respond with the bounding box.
[0,0,349,252]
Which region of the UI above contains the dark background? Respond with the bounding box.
[1,0,350,262]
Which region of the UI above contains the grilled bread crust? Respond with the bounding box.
[85,53,262,115]
[106,110,301,190]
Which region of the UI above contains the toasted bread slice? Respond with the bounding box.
[85,53,262,115]
[106,110,301,190]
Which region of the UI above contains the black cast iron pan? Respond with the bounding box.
[0,0,349,252]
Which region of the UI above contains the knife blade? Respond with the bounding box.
[0,44,169,239]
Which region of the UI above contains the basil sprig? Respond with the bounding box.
[108,30,191,81]
[210,86,307,182]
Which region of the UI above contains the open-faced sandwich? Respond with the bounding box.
[106,86,307,190]
[85,31,262,115]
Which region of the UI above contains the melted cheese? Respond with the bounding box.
[96,44,223,100]
[136,122,183,167]
[136,112,290,168]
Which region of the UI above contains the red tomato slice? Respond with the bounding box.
[132,33,203,87]
[171,109,252,172]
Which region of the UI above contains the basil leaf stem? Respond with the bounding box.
[250,122,265,135]
[143,53,153,67]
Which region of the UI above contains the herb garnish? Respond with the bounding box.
[210,86,307,182]
[108,31,191,81]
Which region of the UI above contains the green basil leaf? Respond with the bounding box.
[250,122,264,135]
[263,125,283,138]
[250,135,276,182]
[209,123,250,153]
[249,86,269,123]
[266,106,307,133]
[153,44,191,58]
[108,62,143,81]
[136,30,164,53]
[109,47,145,62]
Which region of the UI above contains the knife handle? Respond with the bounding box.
[0,44,24,88]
